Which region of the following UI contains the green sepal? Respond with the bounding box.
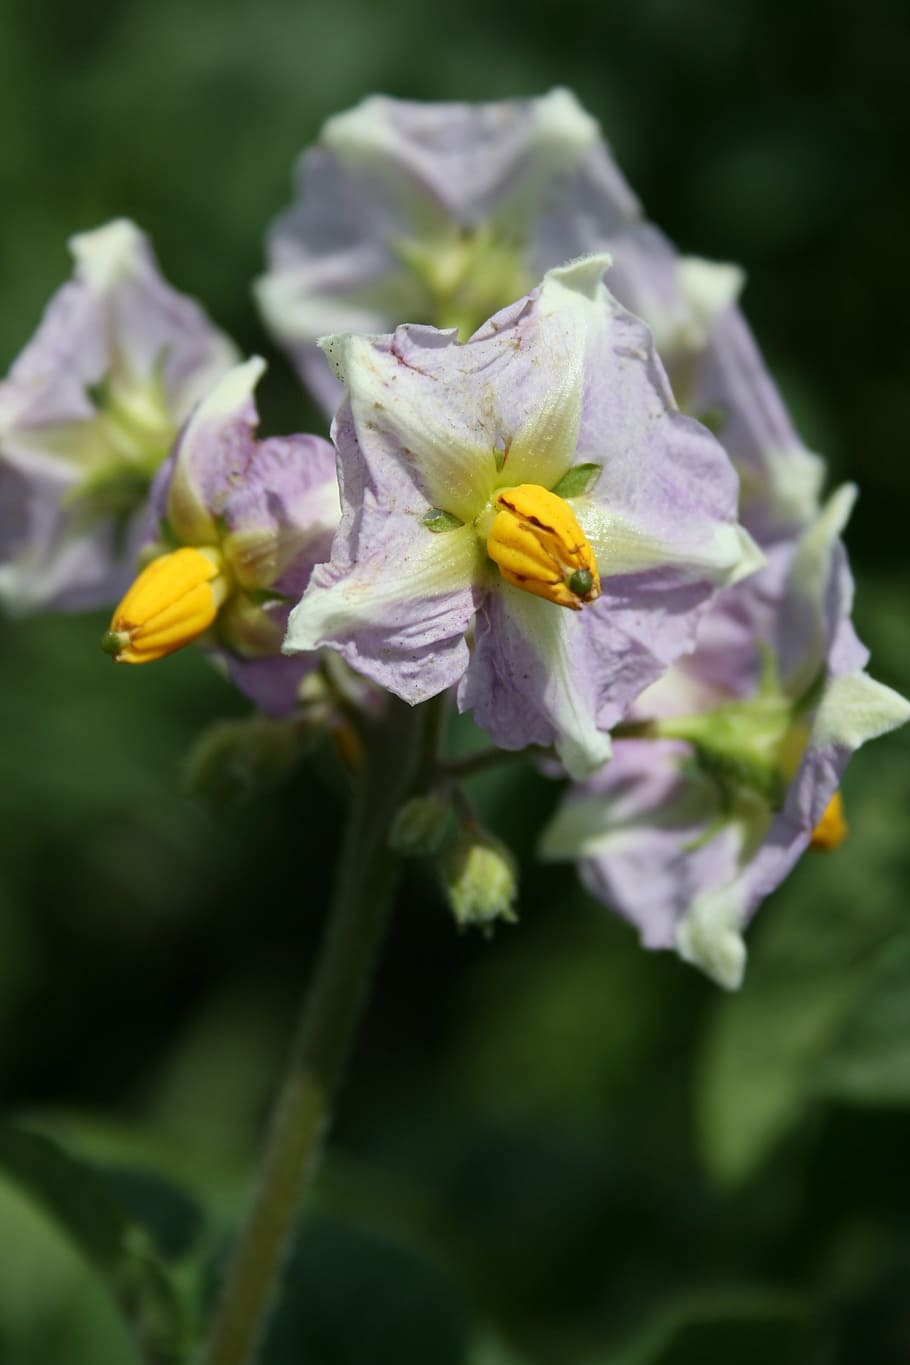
[423,508,466,533]
[550,462,601,499]
[659,696,799,812]
[245,586,293,606]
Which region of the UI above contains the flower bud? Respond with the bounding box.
[184,715,301,807]
[440,829,518,931]
[389,795,454,858]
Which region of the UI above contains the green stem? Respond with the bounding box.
[199,696,439,1365]
[442,743,549,781]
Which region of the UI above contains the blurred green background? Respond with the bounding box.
[2,0,910,1361]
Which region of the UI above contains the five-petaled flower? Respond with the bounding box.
[283,257,761,778]
[257,90,823,546]
[0,219,237,614]
[541,486,910,987]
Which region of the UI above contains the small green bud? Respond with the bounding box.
[184,716,301,807]
[441,829,518,931]
[389,795,454,858]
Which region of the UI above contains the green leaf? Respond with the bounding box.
[817,933,910,1105]
[550,463,601,499]
[0,1173,141,1365]
[0,1124,189,1364]
[424,508,466,533]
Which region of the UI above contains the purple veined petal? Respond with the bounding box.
[322,89,604,241]
[630,540,796,718]
[284,521,483,705]
[693,305,825,541]
[773,483,858,695]
[541,739,742,950]
[220,435,340,598]
[492,256,602,492]
[163,358,266,546]
[0,456,139,613]
[320,329,500,525]
[460,584,679,779]
[557,283,764,590]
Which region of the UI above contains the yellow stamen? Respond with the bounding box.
[103,546,227,664]
[810,791,847,851]
[485,483,601,610]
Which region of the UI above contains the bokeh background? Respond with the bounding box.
[1,0,910,1361]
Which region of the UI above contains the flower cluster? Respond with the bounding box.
[2,92,906,986]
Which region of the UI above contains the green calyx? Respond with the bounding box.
[551,462,601,499]
[658,694,808,812]
[424,507,466,533]
[441,829,518,932]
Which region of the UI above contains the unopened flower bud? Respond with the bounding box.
[389,795,454,858]
[184,715,301,807]
[441,829,518,931]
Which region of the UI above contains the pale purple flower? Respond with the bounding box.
[284,258,761,778]
[257,90,822,543]
[0,219,238,613]
[142,358,340,714]
[541,487,910,987]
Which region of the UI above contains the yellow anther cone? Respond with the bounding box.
[103,546,226,664]
[486,483,600,610]
[810,790,847,851]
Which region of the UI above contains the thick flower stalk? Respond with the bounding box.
[256,91,822,544]
[541,486,910,987]
[0,219,238,613]
[104,357,340,715]
[284,257,761,778]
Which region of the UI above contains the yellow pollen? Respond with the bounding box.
[485,483,601,610]
[810,791,847,852]
[104,546,227,664]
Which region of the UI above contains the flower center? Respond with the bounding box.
[395,224,531,341]
[483,483,601,611]
[102,546,228,664]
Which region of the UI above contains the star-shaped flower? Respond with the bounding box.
[541,487,910,986]
[0,219,237,613]
[284,258,761,777]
